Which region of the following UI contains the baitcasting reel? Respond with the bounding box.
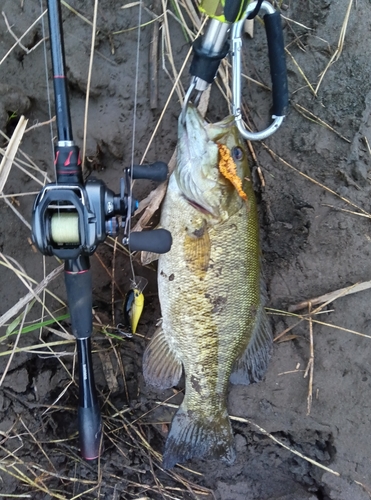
[32,153,171,260]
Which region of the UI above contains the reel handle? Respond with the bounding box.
[128,229,172,253]
[132,162,168,182]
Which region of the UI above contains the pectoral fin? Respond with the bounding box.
[230,303,273,385]
[143,326,183,389]
[184,222,211,276]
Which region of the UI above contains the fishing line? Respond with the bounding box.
[40,0,56,180]
[40,0,56,333]
[81,0,99,172]
[126,1,143,286]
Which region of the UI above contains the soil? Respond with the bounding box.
[1,0,371,499]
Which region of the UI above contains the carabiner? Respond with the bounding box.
[232,0,288,141]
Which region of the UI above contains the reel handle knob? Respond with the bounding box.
[132,162,168,182]
[128,229,172,254]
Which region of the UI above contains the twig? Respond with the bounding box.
[149,0,161,110]
[0,151,47,186]
[293,103,351,143]
[285,47,316,95]
[182,0,202,29]
[1,192,39,198]
[156,401,340,477]
[94,252,125,299]
[19,418,56,473]
[274,319,304,342]
[281,14,313,31]
[245,140,265,187]
[289,280,371,312]
[315,0,354,95]
[303,302,314,415]
[160,0,185,104]
[2,11,45,55]
[364,136,371,156]
[232,414,339,476]
[2,196,31,230]
[0,340,73,357]
[0,10,47,66]
[61,0,95,27]
[24,116,56,133]
[0,130,51,183]
[0,115,28,192]
[263,144,371,219]
[0,301,28,387]
[0,264,64,328]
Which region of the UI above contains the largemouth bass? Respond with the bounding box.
[143,104,272,469]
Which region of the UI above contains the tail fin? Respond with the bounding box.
[162,403,235,469]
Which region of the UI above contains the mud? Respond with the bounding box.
[1,0,371,499]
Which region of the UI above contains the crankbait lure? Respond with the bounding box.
[124,276,148,333]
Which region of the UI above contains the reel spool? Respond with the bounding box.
[50,212,80,244]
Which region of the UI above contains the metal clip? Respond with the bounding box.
[232,0,285,141]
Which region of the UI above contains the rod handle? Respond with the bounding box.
[64,267,92,339]
[76,336,102,459]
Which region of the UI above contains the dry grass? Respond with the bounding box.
[0,0,369,497]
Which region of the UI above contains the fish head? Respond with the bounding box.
[176,104,249,221]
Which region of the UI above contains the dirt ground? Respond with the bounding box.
[1,0,371,498]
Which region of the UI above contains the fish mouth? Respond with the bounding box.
[182,195,214,215]
[180,104,235,143]
[176,105,237,218]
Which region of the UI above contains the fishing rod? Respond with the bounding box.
[182,0,288,140]
[31,0,172,459]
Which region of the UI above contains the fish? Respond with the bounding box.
[143,104,272,469]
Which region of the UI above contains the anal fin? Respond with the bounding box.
[143,326,183,390]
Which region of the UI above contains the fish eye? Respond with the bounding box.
[232,146,243,161]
